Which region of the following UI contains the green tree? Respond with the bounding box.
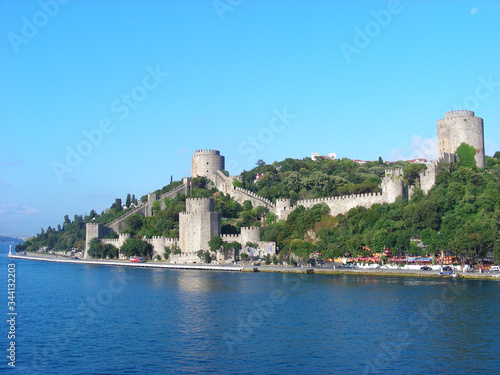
[209,236,224,252]
[456,143,477,168]
[120,238,153,259]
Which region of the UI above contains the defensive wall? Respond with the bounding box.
[158,179,189,210]
[274,169,404,221]
[145,236,178,260]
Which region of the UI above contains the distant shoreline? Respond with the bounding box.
[7,252,500,280]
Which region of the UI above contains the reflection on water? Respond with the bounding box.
[1,244,499,375]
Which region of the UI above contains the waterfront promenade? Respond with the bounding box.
[7,252,500,280]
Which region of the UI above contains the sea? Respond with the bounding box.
[1,243,499,375]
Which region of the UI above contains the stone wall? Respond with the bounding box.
[419,162,437,194]
[145,236,178,260]
[106,202,149,233]
[159,181,189,210]
[276,170,404,221]
[101,233,130,251]
[231,186,274,210]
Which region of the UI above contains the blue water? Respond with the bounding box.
[1,243,499,374]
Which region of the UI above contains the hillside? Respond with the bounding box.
[16,153,500,263]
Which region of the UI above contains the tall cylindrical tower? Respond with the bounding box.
[191,150,225,178]
[437,110,484,168]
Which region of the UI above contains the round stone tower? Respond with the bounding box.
[437,110,484,168]
[191,149,225,178]
[240,226,261,246]
[185,197,214,213]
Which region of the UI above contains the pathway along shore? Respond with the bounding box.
[7,252,500,280]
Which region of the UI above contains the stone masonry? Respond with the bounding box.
[437,110,485,168]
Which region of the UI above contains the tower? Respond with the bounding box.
[437,110,485,168]
[84,222,103,259]
[179,198,221,254]
[191,149,225,179]
[381,169,404,203]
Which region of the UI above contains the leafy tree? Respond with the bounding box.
[209,236,224,252]
[120,238,153,259]
[456,143,477,168]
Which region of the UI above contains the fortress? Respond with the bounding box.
[85,111,485,262]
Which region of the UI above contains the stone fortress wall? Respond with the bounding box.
[273,169,404,221]
[437,110,484,169]
[85,111,485,262]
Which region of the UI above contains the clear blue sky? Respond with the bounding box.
[1,0,499,235]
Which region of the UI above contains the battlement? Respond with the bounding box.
[443,110,474,118]
[297,192,382,206]
[221,234,241,240]
[241,226,260,231]
[185,197,214,212]
[194,149,221,155]
[186,197,212,202]
[276,199,292,203]
[385,168,403,177]
[233,187,274,206]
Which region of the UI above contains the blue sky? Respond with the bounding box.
[1,0,499,235]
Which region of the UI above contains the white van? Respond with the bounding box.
[489,266,500,272]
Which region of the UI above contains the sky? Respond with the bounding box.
[1,0,499,235]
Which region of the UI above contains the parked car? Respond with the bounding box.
[420,266,432,271]
[442,266,453,271]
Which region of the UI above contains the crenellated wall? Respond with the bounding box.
[106,202,149,234]
[159,181,189,210]
[231,186,274,210]
[276,170,404,221]
[101,233,131,251]
[145,236,178,260]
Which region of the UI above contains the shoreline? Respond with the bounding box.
[7,253,500,280]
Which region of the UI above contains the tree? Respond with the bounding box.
[456,143,477,168]
[163,246,171,260]
[151,201,161,215]
[126,194,132,208]
[209,236,224,252]
[403,164,426,186]
[120,238,153,259]
[126,214,144,232]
